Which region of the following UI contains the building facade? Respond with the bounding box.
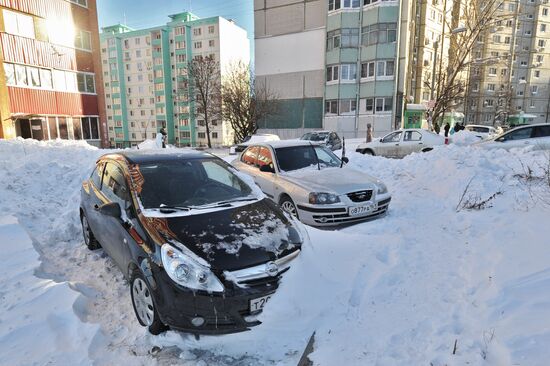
[254,0,326,139]
[466,0,550,126]
[0,0,107,147]
[100,12,249,148]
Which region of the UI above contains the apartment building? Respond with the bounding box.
[255,0,460,138]
[100,12,249,148]
[254,0,326,139]
[466,0,550,126]
[0,0,107,146]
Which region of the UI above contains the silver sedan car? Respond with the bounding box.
[232,141,391,226]
[355,128,445,158]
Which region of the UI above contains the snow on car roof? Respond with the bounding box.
[104,149,213,164]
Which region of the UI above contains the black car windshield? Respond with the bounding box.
[275,145,341,172]
[138,158,253,209]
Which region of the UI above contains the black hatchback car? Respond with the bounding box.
[80,150,303,335]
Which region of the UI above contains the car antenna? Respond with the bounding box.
[340,137,346,168]
[310,142,320,170]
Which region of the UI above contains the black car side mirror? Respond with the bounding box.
[259,164,275,173]
[98,202,122,218]
[341,157,349,164]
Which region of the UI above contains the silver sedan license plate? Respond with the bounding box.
[349,202,377,216]
[250,294,272,312]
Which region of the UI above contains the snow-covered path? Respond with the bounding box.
[1,138,550,365]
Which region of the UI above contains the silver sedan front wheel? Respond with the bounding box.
[280,197,299,219]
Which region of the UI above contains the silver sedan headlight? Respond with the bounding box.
[308,192,340,204]
[377,183,388,194]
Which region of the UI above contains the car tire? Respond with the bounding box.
[81,213,101,250]
[280,195,299,219]
[361,149,375,156]
[130,270,168,335]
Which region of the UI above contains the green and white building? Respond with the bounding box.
[100,12,249,147]
[255,0,460,137]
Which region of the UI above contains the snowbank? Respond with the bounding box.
[0,216,99,365]
[1,138,550,365]
[451,130,486,146]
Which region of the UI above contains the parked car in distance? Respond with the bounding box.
[80,150,303,335]
[475,123,550,150]
[465,124,499,140]
[229,134,280,155]
[355,128,445,158]
[232,141,391,226]
[300,131,342,151]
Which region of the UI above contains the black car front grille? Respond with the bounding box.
[347,190,373,202]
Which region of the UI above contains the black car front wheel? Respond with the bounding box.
[130,271,167,335]
[81,213,101,250]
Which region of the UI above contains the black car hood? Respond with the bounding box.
[160,199,300,271]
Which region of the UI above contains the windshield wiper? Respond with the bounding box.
[214,197,258,205]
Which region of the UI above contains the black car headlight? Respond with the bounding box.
[161,243,224,293]
[308,192,340,204]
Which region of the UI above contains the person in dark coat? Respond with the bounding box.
[434,122,440,134]
[444,123,450,137]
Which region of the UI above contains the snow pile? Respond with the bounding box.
[451,130,486,146]
[1,138,550,365]
[0,216,99,365]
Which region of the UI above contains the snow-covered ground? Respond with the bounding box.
[1,136,550,365]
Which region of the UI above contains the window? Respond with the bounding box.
[340,64,357,81]
[534,70,541,78]
[209,39,215,47]
[77,73,95,93]
[488,67,497,76]
[208,25,215,34]
[27,66,40,87]
[329,0,360,10]
[403,131,422,141]
[198,132,206,139]
[69,0,88,6]
[544,8,549,16]
[175,41,186,49]
[326,65,339,82]
[81,117,100,139]
[325,100,338,114]
[382,131,402,143]
[362,23,397,46]
[365,98,374,112]
[375,97,393,112]
[376,60,395,77]
[193,27,202,36]
[136,50,142,58]
[531,85,539,94]
[485,99,494,107]
[194,41,202,49]
[538,39,546,48]
[487,83,495,91]
[542,24,547,32]
[101,163,129,205]
[74,30,91,50]
[13,64,27,86]
[361,62,375,78]
[3,9,35,39]
[339,99,357,114]
[175,26,185,36]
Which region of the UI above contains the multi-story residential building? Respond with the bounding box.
[0,0,107,146]
[254,0,457,138]
[254,0,326,139]
[100,12,249,148]
[466,0,550,126]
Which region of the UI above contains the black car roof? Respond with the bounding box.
[101,149,214,165]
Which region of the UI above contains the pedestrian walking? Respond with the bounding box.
[156,128,167,148]
[444,123,450,137]
[366,124,373,143]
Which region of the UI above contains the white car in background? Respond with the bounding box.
[465,124,499,140]
[229,133,280,155]
[355,128,445,158]
[232,141,391,227]
[476,123,550,150]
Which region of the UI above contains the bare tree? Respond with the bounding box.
[221,61,279,144]
[426,0,508,124]
[187,56,221,148]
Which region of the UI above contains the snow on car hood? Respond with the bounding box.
[282,166,383,195]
